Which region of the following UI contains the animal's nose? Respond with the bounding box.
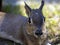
[35,29,43,36]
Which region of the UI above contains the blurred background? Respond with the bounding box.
[1,0,60,44]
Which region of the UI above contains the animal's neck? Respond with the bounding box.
[23,30,48,45]
[24,31,40,45]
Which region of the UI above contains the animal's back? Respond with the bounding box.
[0,12,27,44]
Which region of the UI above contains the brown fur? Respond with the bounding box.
[0,0,47,45]
[0,12,47,45]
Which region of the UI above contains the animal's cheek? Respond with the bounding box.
[41,30,47,40]
[25,24,36,35]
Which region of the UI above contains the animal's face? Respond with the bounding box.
[25,0,46,38]
[25,10,45,38]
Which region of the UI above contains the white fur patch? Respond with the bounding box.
[36,13,38,15]
[46,43,51,45]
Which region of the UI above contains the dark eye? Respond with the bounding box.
[44,17,45,21]
[28,17,32,24]
[28,17,31,23]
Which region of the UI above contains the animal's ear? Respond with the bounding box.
[39,0,44,10]
[24,2,31,15]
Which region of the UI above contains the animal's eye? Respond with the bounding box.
[44,17,45,21]
[28,17,32,24]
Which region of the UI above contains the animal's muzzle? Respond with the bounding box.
[35,29,43,36]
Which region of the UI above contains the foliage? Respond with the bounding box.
[43,4,60,39]
[2,4,27,17]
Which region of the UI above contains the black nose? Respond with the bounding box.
[35,30,43,36]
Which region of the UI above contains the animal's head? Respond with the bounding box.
[24,0,46,38]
